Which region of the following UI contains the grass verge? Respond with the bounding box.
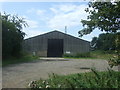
[2,55,39,67]
[63,50,115,60]
[28,69,120,88]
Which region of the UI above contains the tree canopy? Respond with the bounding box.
[2,13,28,59]
[91,33,116,51]
[79,1,120,37]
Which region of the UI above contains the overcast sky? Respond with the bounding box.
[1,1,103,41]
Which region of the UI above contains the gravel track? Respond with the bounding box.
[2,58,118,88]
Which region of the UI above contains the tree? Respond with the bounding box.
[91,33,116,51]
[79,1,120,37]
[79,1,120,67]
[2,13,28,59]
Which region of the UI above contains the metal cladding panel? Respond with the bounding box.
[23,31,90,57]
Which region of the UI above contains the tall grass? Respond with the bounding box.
[28,69,120,88]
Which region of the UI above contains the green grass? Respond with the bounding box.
[63,50,115,60]
[28,69,120,88]
[90,50,115,60]
[2,55,39,67]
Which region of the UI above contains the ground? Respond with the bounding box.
[2,58,118,88]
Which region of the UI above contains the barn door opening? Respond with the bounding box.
[47,39,63,57]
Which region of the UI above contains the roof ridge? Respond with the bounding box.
[24,30,90,43]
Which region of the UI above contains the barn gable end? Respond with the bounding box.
[23,30,90,57]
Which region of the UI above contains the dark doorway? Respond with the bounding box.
[47,39,63,57]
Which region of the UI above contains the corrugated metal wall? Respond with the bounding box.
[23,31,90,57]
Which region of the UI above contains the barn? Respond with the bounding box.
[23,30,90,57]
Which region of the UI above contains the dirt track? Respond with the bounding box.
[2,58,118,88]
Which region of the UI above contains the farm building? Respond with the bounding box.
[23,30,90,57]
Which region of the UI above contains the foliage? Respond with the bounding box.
[91,33,116,50]
[2,12,28,59]
[79,1,120,36]
[28,69,120,88]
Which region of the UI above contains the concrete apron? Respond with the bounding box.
[40,57,64,59]
[40,57,65,61]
